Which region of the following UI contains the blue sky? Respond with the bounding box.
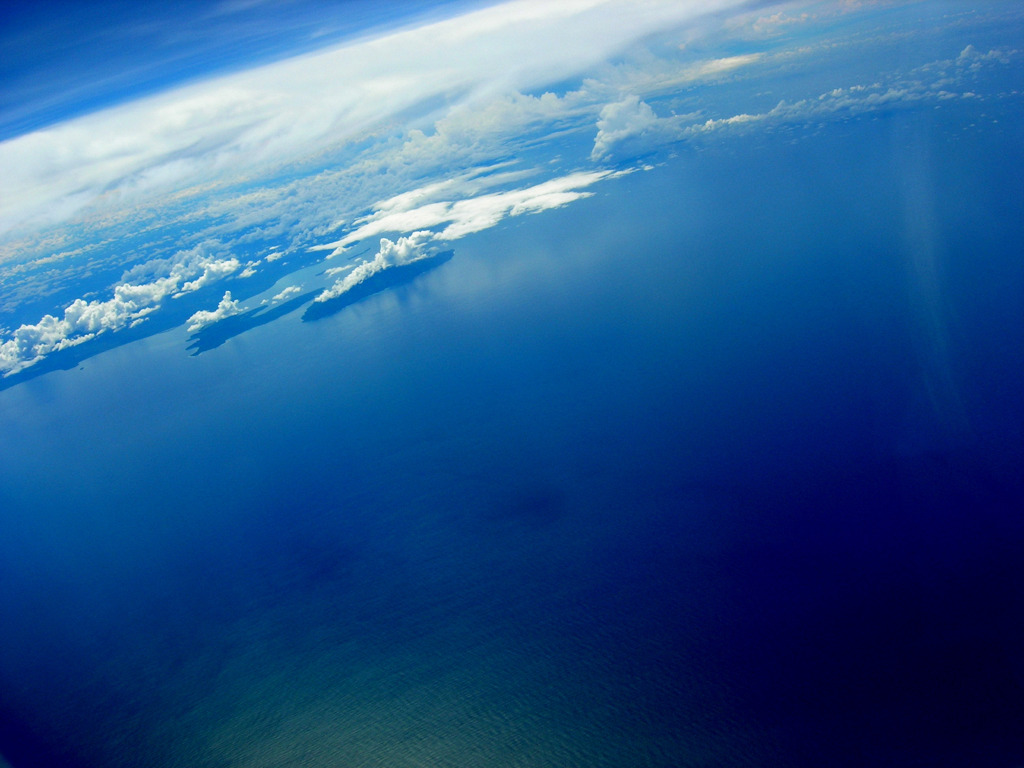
[0,0,484,140]
[0,0,760,237]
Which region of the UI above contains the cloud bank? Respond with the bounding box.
[317,170,618,255]
[587,44,1020,156]
[591,95,661,160]
[682,50,1016,139]
[0,0,751,237]
[315,233,434,303]
[0,245,239,375]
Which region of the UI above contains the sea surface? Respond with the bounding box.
[1,104,1022,766]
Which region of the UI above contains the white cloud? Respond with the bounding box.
[121,243,240,292]
[751,11,812,35]
[579,52,764,104]
[315,233,434,303]
[186,291,244,332]
[0,244,241,375]
[324,264,355,276]
[378,90,593,174]
[176,257,241,295]
[0,284,159,376]
[3,1,1019,378]
[957,45,1015,69]
[689,53,764,78]
[688,110,764,134]
[590,95,659,160]
[271,285,303,302]
[0,0,751,238]
[316,169,615,253]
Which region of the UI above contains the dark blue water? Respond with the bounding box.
[0,107,1022,766]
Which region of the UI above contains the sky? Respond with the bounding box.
[0,0,756,235]
[0,0,487,140]
[0,0,1021,380]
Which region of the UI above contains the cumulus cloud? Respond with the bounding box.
[122,243,241,293]
[271,285,303,302]
[955,44,1016,72]
[0,285,158,375]
[176,257,241,295]
[186,291,244,332]
[590,95,659,160]
[0,244,241,375]
[315,233,434,303]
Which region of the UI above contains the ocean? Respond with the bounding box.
[1,104,1022,766]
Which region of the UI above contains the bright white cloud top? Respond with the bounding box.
[0,245,240,374]
[186,291,244,332]
[316,170,621,256]
[0,0,750,237]
[0,0,1019,379]
[316,234,436,303]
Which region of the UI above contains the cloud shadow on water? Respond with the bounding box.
[0,250,454,387]
[0,286,241,392]
[302,250,453,323]
[186,290,320,356]
[0,246,316,392]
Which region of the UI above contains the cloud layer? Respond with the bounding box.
[0,0,750,237]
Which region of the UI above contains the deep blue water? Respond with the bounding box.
[0,107,1022,766]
